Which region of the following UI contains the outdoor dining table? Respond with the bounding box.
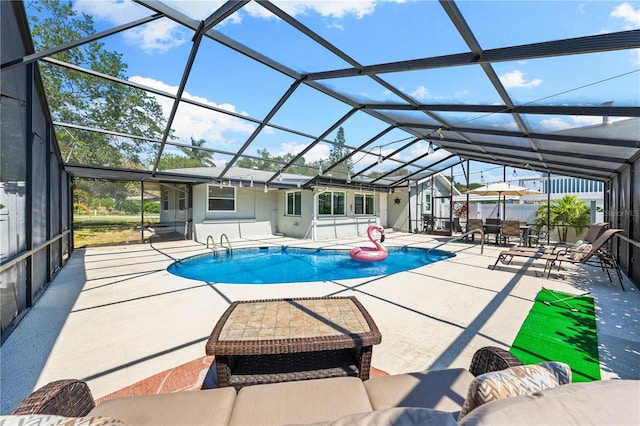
[205,296,382,390]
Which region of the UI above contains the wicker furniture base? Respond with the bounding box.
[206,297,381,390]
[218,348,361,389]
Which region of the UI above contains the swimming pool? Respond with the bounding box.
[167,246,454,284]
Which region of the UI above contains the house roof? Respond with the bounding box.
[4,1,639,188]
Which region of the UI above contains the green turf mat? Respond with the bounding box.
[509,288,600,382]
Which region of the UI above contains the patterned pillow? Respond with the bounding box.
[457,361,571,421]
[0,415,125,426]
[570,243,593,261]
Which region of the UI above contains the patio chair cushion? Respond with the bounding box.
[310,407,458,425]
[88,387,237,426]
[363,368,474,414]
[570,243,592,261]
[228,376,372,425]
[458,361,571,420]
[0,415,125,425]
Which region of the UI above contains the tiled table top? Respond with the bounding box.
[218,298,371,340]
[206,296,381,355]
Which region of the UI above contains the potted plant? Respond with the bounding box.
[533,195,591,243]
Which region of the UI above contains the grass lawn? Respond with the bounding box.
[74,215,159,247]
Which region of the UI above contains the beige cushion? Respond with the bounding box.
[0,415,125,425]
[458,380,640,426]
[364,368,474,414]
[458,362,571,420]
[570,243,592,261]
[88,387,237,425]
[309,407,458,426]
[228,377,372,426]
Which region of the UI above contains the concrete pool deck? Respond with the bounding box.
[2,231,639,413]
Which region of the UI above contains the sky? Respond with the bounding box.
[37,0,640,184]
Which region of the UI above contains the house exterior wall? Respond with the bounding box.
[278,188,382,240]
[191,184,277,242]
[386,189,410,232]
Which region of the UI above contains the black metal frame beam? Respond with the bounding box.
[306,30,640,80]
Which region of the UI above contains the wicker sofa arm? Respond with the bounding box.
[12,379,95,417]
[468,346,523,376]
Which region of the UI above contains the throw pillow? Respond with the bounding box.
[457,361,571,421]
[570,243,593,261]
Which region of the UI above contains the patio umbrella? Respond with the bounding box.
[466,182,542,219]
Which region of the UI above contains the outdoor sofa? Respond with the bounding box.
[5,346,638,425]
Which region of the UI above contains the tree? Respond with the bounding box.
[27,0,167,168]
[235,149,314,175]
[327,127,352,178]
[180,137,215,167]
[533,195,591,243]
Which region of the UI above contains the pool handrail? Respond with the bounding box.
[206,235,218,255]
[220,234,233,253]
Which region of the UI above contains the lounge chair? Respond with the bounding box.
[493,229,625,290]
[511,222,608,254]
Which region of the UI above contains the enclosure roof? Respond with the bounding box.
[5,1,640,187]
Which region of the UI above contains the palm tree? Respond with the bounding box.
[533,195,591,243]
[181,137,215,167]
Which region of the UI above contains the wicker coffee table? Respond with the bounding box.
[205,296,381,390]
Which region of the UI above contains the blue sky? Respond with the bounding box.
[45,1,640,184]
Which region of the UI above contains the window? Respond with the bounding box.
[177,188,186,211]
[424,194,431,211]
[354,193,374,215]
[318,191,345,215]
[286,191,301,215]
[162,190,169,211]
[208,186,235,211]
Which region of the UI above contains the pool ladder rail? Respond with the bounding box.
[206,234,233,255]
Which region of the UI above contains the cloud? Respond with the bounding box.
[410,86,430,100]
[74,0,147,25]
[251,1,377,19]
[611,2,640,29]
[276,142,330,163]
[74,0,189,53]
[129,76,256,144]
[499,70,542,89]
[539,115,608,132]
[125,21,188,54]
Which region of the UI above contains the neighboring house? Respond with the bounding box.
[409,173,461,233]
[160,167,409,241]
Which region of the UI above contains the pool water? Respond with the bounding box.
[167,246,454,284]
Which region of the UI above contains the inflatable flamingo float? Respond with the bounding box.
[349,224,388,262]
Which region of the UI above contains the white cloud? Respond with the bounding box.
[129,76,256,144]
[540,118,572,131]
[265,1,377,19]
[275,142,329,164]
[74,0,147,25]
[539,115,608,132]
[611,2,640,29]
[499,70,542,89]
[410,86,430,100]
[74,0,188,53]
[125,21,188,54]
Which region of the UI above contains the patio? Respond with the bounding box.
[2,232,638,414]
